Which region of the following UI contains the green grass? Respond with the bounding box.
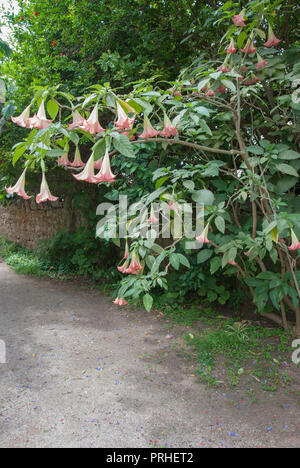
[156,302,298,394]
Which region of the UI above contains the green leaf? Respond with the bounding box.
[199,119,212,136]
[220,79,236,93]
[12,143,26,165]
[210,256,221,274]
[143,293,153,312]
[215,216,225,234]
[170,253,180,270]
[237,31,247,48]
[112,133,135,158]
[276,176,298,193]
[93,138,106,159]
[246,145,264,155]
[46,99,59,120]
[46,149,66,158]
[276,163,299,177]
[197,249,213,264]
[155,176,169,189]
[183,180,195,190]
[191,189,215,205]
[278,150,300,160]
[177,253,190,268]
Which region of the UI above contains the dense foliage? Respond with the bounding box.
[1,0,300,334]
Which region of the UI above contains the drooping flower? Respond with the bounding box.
[117,258,130,274]
[113,297,128,306]
[68,110,85,129]
[139,114,159,138]
[226,38,237,54]
[167,201,180,212]
[72,153,97,183]
[205,88,215,97]
[241,40,256,54]
[57,147,70,166]
[256,54,268,69]
[160,113,178,138]
[228,259,238,266]
[5,168,31,200]
[28,100,53,129]
[243,75,260,85]
[264,25,281,47]
[288,229,300,251]
[114,101,135,130]
[216,85,227,94]
[233,11,246,27]
[69,145,85,167]
[219,64,232,73]
[11,104,32,128]
[36,172,58,203]
[94,148,116,183]
[124,251,143,275]
[147,205,159,224]
[244,250,250,257]
[123,239,130,259]
[195,224,210,244]
[80,104,105,134]
[94,156,103,170]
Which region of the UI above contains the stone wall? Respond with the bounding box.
[0,199,86,249]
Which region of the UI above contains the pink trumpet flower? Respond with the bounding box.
[117,258,130,274]
[124,251,143,275]
[68,110,85,129]
[264,25,281,47]
[115,102,135,130]
[5,168,31,200]
[216,85,227,94]
[11,104,32,128]
[160,113,178,137]
[233,11,246,27]
[36,172,58,204]
[219,64,232,73]
[94,157,103,170]
[94,148,116,183]
[57,149,70,166]
[139,114,159,138]
[80,104,105,134]
[228,259,238,266]
[29,100,53,129]
[243,75,260,85]
[244,251,250,257]
[69,146,85,167]
[288,230,300,251]
[241,40,256,54]
[195,224,210,244]
[123,240,130,260]
[72,153,97,183]
[226,38,237,54]
[113,297,128,306]
[256,54,268,69]
[148,205,159,224]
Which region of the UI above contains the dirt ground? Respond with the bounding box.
[0,260,299,448]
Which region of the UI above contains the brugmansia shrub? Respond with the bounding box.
[4,3,300,335]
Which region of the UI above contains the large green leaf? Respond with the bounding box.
[112,133,135,158]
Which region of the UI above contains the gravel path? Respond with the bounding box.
[0,260,299,448]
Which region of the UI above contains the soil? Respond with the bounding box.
[0,260,299,448]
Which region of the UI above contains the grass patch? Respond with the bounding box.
[156,303,299,395]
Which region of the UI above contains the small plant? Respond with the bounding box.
[224,322,250,342]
